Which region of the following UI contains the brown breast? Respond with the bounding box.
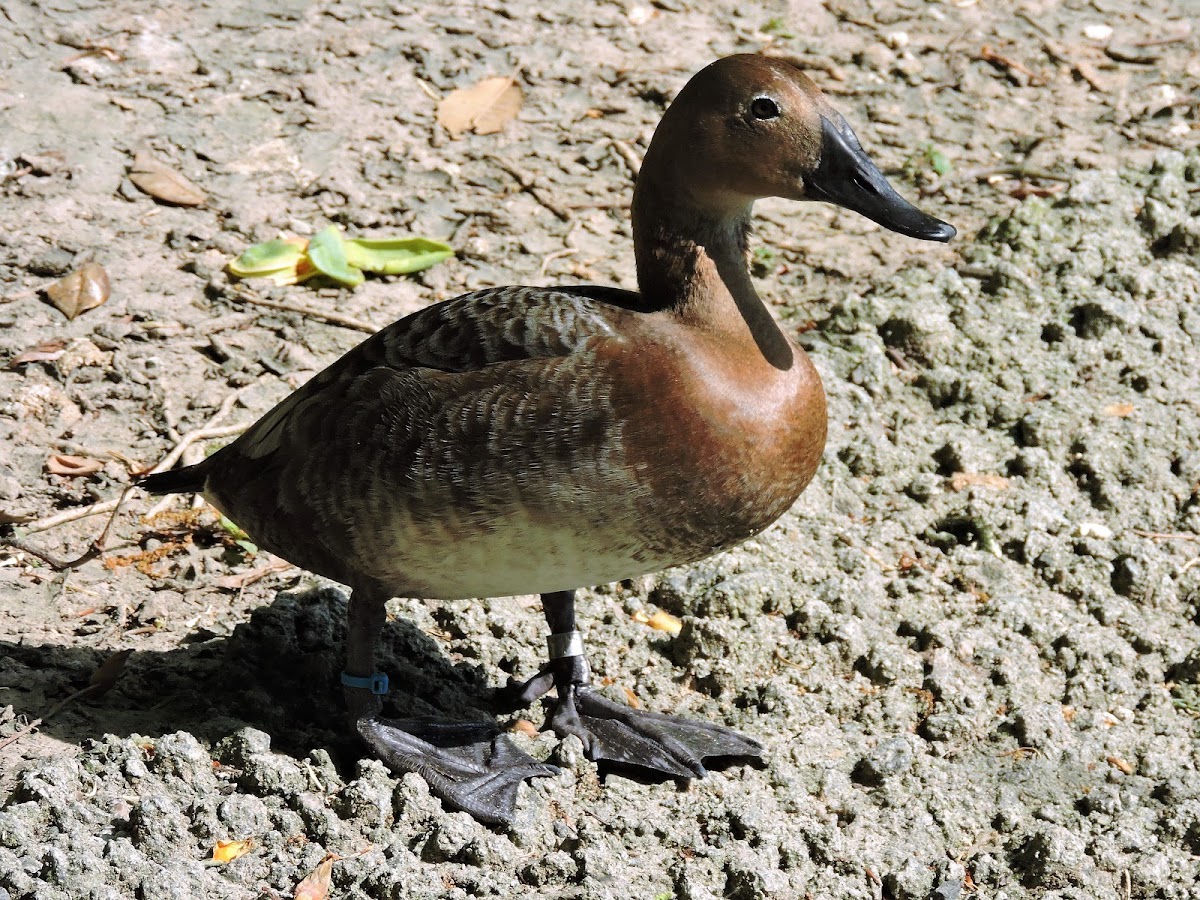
[616,323,827,563]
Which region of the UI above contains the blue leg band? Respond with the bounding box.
[340,671,389,695]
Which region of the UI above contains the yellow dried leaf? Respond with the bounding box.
[622,686,642,709]
[510,719,539,738]
[294,854,335,900]
[46,454,105,477]
[212,839,254,863]
[437,76,522,137]
[45,262,110,320]
[1102,402,1135,417]
[1106,755,1134,775]
[646,610,682,636]
[948,472,1010,491]
[129,151,206,206]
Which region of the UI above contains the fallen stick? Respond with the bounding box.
[228,289,378,334]
[0,717,42,752]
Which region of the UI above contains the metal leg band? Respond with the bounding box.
[547,630,584,660]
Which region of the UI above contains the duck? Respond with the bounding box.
[138,54,954,824]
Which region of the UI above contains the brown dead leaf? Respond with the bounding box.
[90,648,133,694]
[1103,402,1136,417]
[45,262,110,320]
[437,76,523,137]
[949,472,1010,491]
[294,854,335,900]
[622,685,642,709]
[8,339,67,368]
[46,454,105,477]
[129,151,206,206]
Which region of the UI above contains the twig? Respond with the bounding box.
[17,391,252,537]
[39,685,103,721]
[979,45,1041,86]
[1132,28,1191,48]
[4,485,135,567]
[1042,39,1108,92]
[144,423,247,477]
[1131,529,1200,542]
[0,717,42,752]
[774,649,812,670]
[18,498,122,535]
[960,164,1072,183]
[539,248,577,277]
[1015,10,1054,39]
[997,746,1041,759]
[486,155,573,222]
[836,533,895,570]
[228,288,378,334]
[608,139,642,179]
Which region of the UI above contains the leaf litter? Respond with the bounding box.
[44,262,110,320]
[436,76,523,137]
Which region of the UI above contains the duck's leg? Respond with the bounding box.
[344,584,558,825]
[515,590,764,777]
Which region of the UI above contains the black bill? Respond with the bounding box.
[805,115,956,242]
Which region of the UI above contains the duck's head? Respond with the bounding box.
[640,54,955,242]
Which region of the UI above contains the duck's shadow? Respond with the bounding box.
[0,586,505,770]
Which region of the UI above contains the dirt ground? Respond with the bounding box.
[2,0,1199,897]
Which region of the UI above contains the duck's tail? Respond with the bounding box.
[136,464,208,495]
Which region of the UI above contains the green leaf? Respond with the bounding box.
[217,516,257,557]
[306,225,365,287]
[343,236,454,275]
[925,145,952,176]
[218,516,251,541]
[228,237,312,285]
[761,17,794,38]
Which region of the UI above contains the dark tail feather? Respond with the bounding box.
[136,464,208,495]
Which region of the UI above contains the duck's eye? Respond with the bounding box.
[750,97,780,120]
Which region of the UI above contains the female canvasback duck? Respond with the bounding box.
[139,54,954,824]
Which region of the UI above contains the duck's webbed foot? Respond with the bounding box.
[357,714,559,825]
[541,651,765,779]
[342,586,556,825]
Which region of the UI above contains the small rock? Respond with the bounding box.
[1015,823,1091,888]
[213,728,273,767]
[1012,703,1072,754]
[420,812,478,863]
[852,737,914,786]
[883,856,934,900]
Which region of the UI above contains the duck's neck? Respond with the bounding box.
[631,174,792,370]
